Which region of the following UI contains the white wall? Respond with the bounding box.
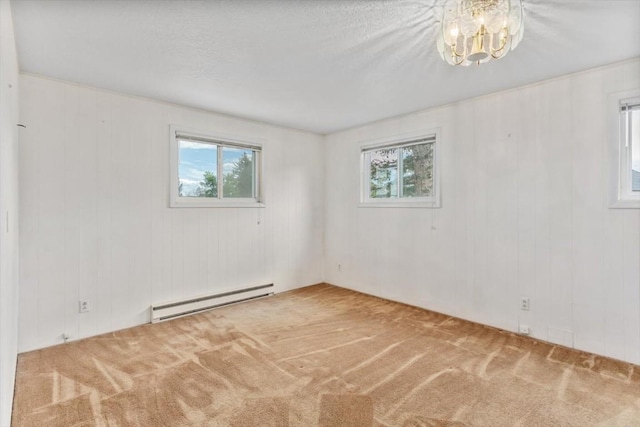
[18,74,324,352]
[0,0,20,424]
[15,54,640,368]
[324,59,640,364]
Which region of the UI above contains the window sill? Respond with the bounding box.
[170,199,265,208]
[609,199,640,209]
[358,201,441,209]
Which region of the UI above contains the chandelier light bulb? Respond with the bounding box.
[437,0,525,66]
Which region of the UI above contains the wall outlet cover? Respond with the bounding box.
[79,300,91,313]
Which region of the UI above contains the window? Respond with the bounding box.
[360,131,440,207]
[609,90,640,208]
[170,126,263,207]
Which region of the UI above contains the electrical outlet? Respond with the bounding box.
[337,264,342,272]
[520,297,530,311]
[79,300,91,313]
[519,325,530,335]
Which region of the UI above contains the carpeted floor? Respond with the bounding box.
[12,284,640,426]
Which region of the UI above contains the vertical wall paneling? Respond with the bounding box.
[516,86,537,336]
[95,90,114,336]
[546,77,574,347]
[458,100,476,320]
[18,75,324,352]
[0,1,21,423]
[17,60,640,367]
[36,79,67,349]
[571,70,606,356]
[324,59,640,364]
[76,88,99,340]
[63,84,81,343]
[623,212,640,362]
[501,89,520,336]
[533,84,551,342]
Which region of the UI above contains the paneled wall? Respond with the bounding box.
[18,60,640,366]
[324,59,640,364]
[0,0,21,424]
[18,74,324,352]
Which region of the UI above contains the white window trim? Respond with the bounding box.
[608,89,640,209]
[169,125,265,208]
[358,128,441,208]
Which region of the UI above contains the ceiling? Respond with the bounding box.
[10,0,640,134]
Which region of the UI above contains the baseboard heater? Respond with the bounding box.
[151,283,274,323]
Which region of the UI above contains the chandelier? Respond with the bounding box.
[437,0,524,66]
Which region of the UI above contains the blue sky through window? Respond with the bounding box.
[178,140,245,196]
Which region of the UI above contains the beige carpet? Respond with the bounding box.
[12,284,640,426]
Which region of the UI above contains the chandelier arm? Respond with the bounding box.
[451,42,465,58]
[490,29,509,55]
[450,50,466,65]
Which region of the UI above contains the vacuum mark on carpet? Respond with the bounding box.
[322,340,407,386]
[278,336,374,362]
[52,371,60,403]
[363,354,425,394]
[384,366,456,418]
[273,327,349,344]
[557,365,573,400]
[477,348,501,379]
[92,358,126,393]
[512,350,531,376]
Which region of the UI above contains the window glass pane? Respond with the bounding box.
[631,109,640,192]
[402,143,434,197]
[223,147,255,198]
[178,140,217,197]
[369,148,398,198]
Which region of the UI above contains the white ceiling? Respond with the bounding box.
[10,0,640,134]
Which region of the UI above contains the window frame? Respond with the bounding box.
[359,129,441,208]
[169,125,264,208]
[608,90,640,209]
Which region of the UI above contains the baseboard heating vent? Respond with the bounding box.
[151,283,274,323]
